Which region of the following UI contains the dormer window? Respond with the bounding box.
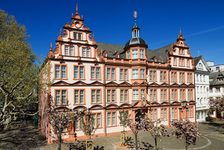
[74,32,82,40]
[64,45,74,56]
[126,51,130,59]
[140,49,144,59]
[132,49,138,59]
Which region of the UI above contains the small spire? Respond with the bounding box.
[76,3,79,15]
[133,10,138,23]
[179,27,182,36]
[50,43,53,51]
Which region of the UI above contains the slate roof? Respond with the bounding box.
[97,42,172,63]
[209,71,224,86]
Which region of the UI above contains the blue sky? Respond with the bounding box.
[1,0,224,64]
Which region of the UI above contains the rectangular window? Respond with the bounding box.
[127,51,130,59]
[132,89,138,101]
[161,108,167,121]
[55,65,67,79]
[74,89,85,104]
[82,47,90,57]
[107,89,116,103]
[78,33,82,40]
[140,69,145,79]
[91,89,101,104]
[55,89,67,106]
[91,66,101,80]
[120,68,128,81]
[120,89,128,103]
[74,66,85,79]
[106,67,116,80]
[92,113,101,128]
[74,66,78,79]
[55,90,60,105]
[140,49,144,59]
[160,71,167,82]
[150,109,157,121]
[107,112,117,127]
[65,45,69,56]
[150,89,157,102]
[160,89,167,102]
[80,66,84,79]
[132,49,138,59]
[70,46,74,56]
[140,89,145,100]
[132,69,138,79]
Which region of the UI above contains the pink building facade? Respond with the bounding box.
[39,6,196,142]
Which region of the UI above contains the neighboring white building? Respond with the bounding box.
[194,56,210,122]
[206,61,224,72]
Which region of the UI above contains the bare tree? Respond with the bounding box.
[171,120,199,150]
[142,118,171,150]
[49,108,81,150]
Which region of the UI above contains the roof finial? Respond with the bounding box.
[179,27,183,35]
[76,3,79,15]
[133,10,138,23]
[50,43,53,51]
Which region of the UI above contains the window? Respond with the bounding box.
[91,89,101,103]
[127,51,130,59]
[107,112,116,127]
[65,45,69,56]
[132,49,138,59]
[74,89,85,104]
[120,89,128,103]
[141,89,145,99]
[150,108,157,121]
[55,89,67,105]
[171,89,177,102]
[160,89,167,102]
[132,69,138,79]
[171,108,178,120]
[140,49,144,59]
[149,70,156,82]
[106,67,116,80]
[91,66,101,80]
[174,58,177,66]
[140,69,145,79]
[55,65,67,79]
[64,45,74,56]
[107,89,116,103]
[74,66,85,79]
[150,89,157,102]
[187,73,192,83]
[179,72,185,83]
[132,89,138,101]
[188,89,193,101]
[171,72,177,83]
[74,32,82,40]
[161,108,167,121]
[82,47,90,57]
[92,113,101,128]
[120,68,128,81]
[160,71,167,82]
[187,60,190,67]
[180,89,185,101]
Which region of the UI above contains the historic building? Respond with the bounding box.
[194,56,210,122]
[39,5,196,142]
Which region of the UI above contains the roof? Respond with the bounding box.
[96,42,172,63]
[209,71,224,86]
[124,38,147,49]
[97,42,124,58]
[147,44,173,63]
[193,55,210,72]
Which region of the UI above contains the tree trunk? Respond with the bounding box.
[185,137,188,150]
[134,133,138,150]
[154,136,158,150]
[58,132,62,150]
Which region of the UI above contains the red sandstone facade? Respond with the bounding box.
[39,5,196,142]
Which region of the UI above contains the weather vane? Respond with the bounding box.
[133,10,138,22]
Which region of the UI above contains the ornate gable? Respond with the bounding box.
[90,81,104,86]
[119,81,131,87]
[106,81,118,87]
